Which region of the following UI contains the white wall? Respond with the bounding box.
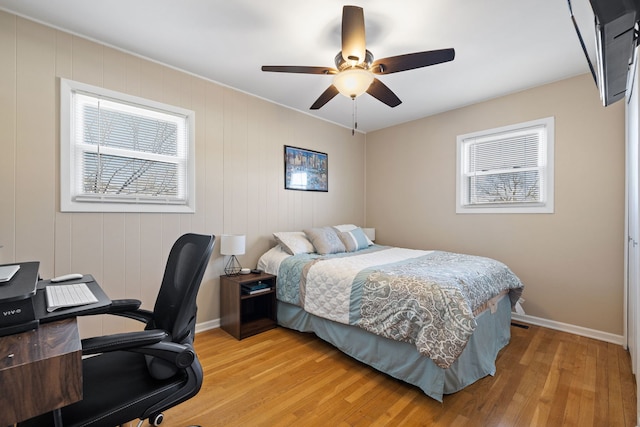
[625,46,640,426]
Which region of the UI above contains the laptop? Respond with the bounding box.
[0,265,20,283]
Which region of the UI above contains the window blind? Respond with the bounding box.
[71,91,189,204]
[464,125,546,205]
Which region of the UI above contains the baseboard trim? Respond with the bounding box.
[195,318,220,334]
[511,313,625,346]
[196,315,625,347]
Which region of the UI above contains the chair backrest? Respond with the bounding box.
[150,233,215,344]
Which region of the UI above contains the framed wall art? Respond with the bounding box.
[284,145,328,192]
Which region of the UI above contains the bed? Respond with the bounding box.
[257,226,524,401]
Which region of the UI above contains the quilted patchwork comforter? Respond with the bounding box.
[276,246,524,368]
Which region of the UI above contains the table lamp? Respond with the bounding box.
[221,234,245,276]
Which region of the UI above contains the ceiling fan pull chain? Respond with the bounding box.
[355,98,358,130]
[352,96,357,136]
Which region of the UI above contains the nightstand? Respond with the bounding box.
[220,272,277,340]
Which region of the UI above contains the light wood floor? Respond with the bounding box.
[159,323,636,427]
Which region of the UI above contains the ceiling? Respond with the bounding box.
[0,0,597,133]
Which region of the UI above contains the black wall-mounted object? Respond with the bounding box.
[593,0,639,105]
[574,0,640,106]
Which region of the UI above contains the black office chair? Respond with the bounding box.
[19,233,215,427]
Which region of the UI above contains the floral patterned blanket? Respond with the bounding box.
[276,247,524,369]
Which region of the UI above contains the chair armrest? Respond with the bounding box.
[109,298,142,312]
[71,298,144,319]
[81,329,168,356]
[133,341,196,369]
[97,298,152,324]
[111,307,154,324]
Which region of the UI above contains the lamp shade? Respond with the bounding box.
[220,234,245,255]
[363,228,376,241]
[333,68,374,98]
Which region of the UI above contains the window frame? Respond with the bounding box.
[60,78,196,213]
[456,117,554,214]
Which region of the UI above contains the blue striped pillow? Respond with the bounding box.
[338,227,370,252]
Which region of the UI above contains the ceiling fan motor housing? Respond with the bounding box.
[334,50,374,71]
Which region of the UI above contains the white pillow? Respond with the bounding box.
[273,231,315,255]
[333,224,358,232]
[333,224,373,245]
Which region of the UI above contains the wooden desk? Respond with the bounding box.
[0,318,82,426]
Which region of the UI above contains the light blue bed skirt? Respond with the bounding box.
[277,294,512,402]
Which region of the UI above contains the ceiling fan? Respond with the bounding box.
[261,5,455,110]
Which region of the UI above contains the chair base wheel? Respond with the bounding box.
[150,413,164,426]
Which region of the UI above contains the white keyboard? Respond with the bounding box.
[46,283,98,312]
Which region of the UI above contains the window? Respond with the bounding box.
[60,79,195,212]
[456,117,554,214]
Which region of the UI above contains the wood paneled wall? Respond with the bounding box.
[0,11,366,337]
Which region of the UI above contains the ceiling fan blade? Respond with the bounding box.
[310,85,339,110]
[372,48,455,75]
[366,78,402,108]
[261,65,338,75]
[341,6,366,64]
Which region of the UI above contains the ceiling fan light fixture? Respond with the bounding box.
[333,68,374,98]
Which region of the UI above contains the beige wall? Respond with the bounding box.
[0,11,365,337]
[366,74,625,335]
